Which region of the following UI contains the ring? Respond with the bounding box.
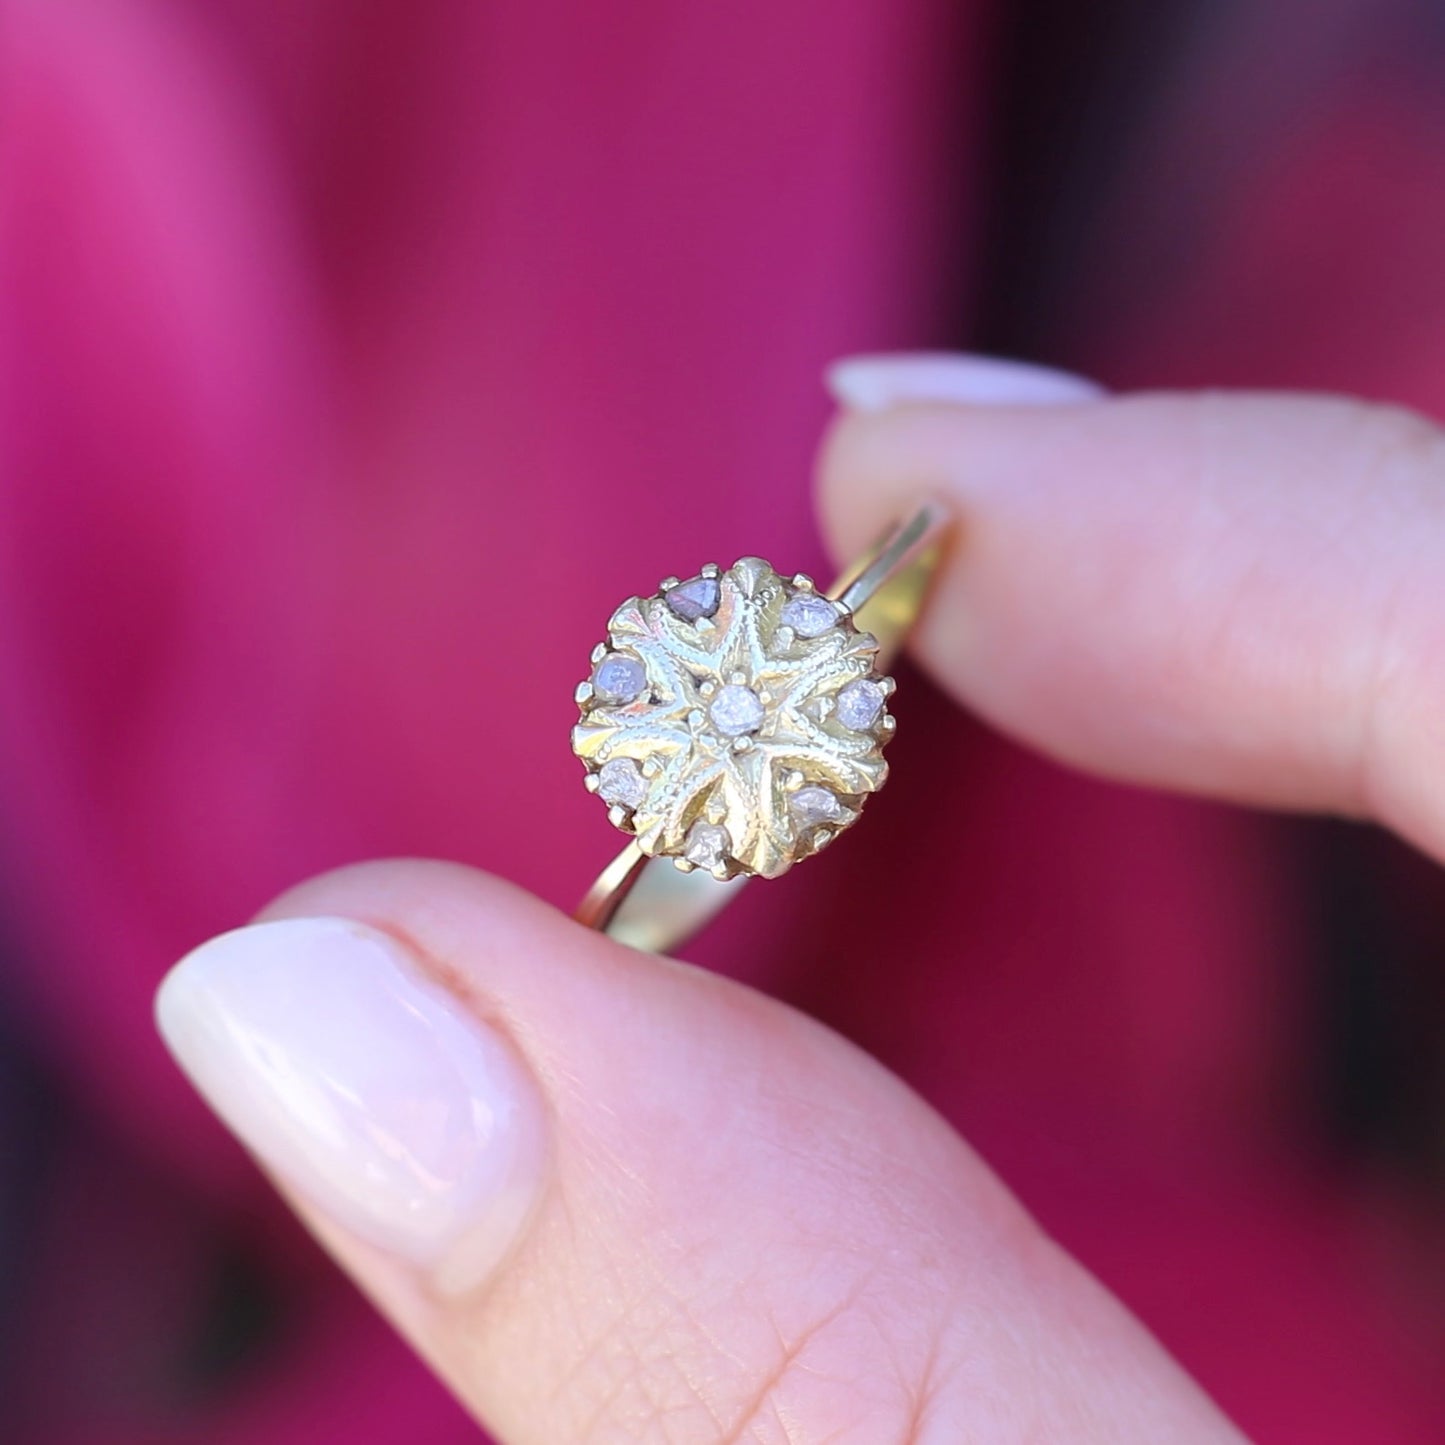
[572,501,950,953]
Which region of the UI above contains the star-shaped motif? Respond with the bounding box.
[572,556,895,878]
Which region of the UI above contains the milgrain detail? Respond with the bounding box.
[573,557,896,879]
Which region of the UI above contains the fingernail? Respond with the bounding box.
[156,916,546,1294]
[826,352,1105,412]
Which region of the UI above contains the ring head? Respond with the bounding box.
[572,556,895,879]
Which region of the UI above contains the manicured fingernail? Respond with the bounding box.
[156,916,546,1294]
[826,352,1105,411]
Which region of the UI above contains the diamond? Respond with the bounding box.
[592,652,647,703]
[790,784,844,825]
[836,678,885,730]
[684,821,730,868]
[596,757,647,808]
[781,593,837,638]
[665,575,720,622]
[709,683,765,736]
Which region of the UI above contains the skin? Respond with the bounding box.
[224,387,1445,1441]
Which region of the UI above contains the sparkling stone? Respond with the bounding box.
[781,593,838,638]
[592,651,646,703]
[790,785,844,826]
[836,677,885,730]
[709,683,765,736]
[596,757,647,808]
[684,821,730,868]
[664,575,720,622]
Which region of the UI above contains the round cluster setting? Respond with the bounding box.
[572,556,896,879]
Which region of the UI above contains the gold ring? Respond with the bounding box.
[572,501,950,953]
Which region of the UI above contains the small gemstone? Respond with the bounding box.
[781,593,837,638]
[836,678,885,730]
[592,652,647,704]
[684,821,730,868]
[665,575,721,622]
[709,683,765,736]
[597,757,647,808]
[791,784,844,826]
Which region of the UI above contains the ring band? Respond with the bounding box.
[573,501,950,953]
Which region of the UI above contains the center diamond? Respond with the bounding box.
[708,683,765,737]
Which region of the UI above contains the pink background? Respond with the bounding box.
[1,1,1442,1440]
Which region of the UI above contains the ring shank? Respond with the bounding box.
[573,500,950,952]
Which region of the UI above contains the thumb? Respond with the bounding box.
[157,859,1240,1443]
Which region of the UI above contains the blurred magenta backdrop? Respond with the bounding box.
[1,1,1443,1441]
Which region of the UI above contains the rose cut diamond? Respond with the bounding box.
[790,784,845,826]
[836,678,885,731]
[592,652,647,704]
[684,821,730,868]
[664,575,721,622]
[596,757,647,808]
[709,683,765,737]
[781,593,837,638]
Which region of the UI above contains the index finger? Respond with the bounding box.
[817,366,1445,863]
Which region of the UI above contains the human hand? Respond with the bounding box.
[157,354,1445,1442]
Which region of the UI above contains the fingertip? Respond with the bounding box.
[160,856,1241,1441]
[817,354,1107,568]
[816,387,1445,856]
[815,401,982,572]
[155,909,550,1296]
